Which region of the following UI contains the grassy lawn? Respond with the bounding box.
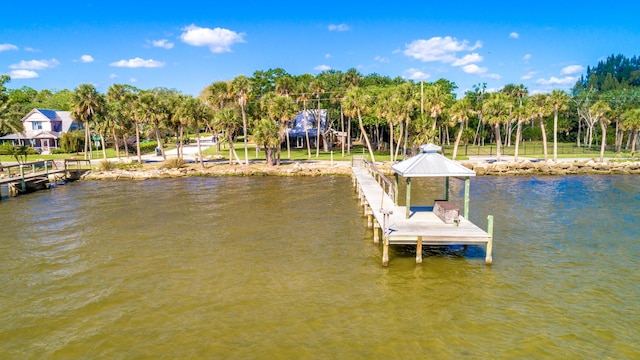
[2,141,635,164]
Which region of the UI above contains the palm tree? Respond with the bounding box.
[449,98,472,160]
[251,118,280,165]
[71,83,105,160]
[263,93,297,165]
[548,89,570,160]
[293,79,313,158]
[423,82,454,142]
[621,108,640,153]
[590,100,612,162]
[177,96,211,169]
[230,75,251,165]
[310,79,326,157]
[213,107,243,165]
[482,92,511,161]
[530,93,552,161]
[343,87,376,164]
[513,100,532,162]
[0,75,25,137]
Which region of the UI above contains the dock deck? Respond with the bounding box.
[351,166,493,266]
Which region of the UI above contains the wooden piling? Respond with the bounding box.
[486,215,494,265]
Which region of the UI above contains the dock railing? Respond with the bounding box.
[360,159,395,205]
[0,160,56,179]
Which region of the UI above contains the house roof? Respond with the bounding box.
[391,143,476,177]
[287,109,326,137]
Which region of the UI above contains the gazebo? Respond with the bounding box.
[391,143,476,219]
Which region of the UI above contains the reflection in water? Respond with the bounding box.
[0,175,638,358]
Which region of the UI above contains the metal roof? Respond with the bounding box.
[391,143,476,177]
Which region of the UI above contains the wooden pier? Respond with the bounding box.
[351,157,493,266]
[0,159,92,198]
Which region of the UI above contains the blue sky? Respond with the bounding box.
[2,1,640,97]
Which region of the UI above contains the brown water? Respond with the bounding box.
[1,175,639,359]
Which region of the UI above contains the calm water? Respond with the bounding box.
[1,175,638,359]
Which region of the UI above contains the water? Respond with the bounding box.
[1,175,638,359]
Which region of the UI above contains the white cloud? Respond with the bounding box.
[328,23,350,32]
[374,55,390,63]
[510,32,520,39]
[180,24,245,53]
[485,73,501,80]
[129,78,137,83]
[535,76,578,86]
[9,58,60,70]
[403,36,482,63]
[452,53,483,66]
[560,65,584,75]
[10,70,39,79]
[24,47,38,52]
[325,53,331,59]
[110,57,165,68]
[151,39,174,49]
[0,43,18,52]
[523,54,532,62]
[404,68,431,81]
[109,74,119,79]
[462,64,487,75]
[314,64,331,71]
[80,55,94,63]
[521,71,537,80]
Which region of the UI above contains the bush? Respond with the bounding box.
[162,158,185,169]
[0,142,14,155]
[60,130,84,153]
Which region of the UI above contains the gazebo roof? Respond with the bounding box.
[391,144,476,177]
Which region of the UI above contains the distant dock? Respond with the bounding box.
[0,159,91,199]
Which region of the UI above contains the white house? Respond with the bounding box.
[0,108,82,153]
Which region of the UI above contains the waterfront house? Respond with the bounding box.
[286,109,328,148]
[0,109,82,154]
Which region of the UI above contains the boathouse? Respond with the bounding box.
[352,143,493,266]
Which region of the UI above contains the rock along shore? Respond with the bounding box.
[82,158,640,180]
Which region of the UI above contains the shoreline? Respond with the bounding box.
[81,158,640,180]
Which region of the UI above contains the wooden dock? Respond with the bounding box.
[0,159,92,198]
[351,165,493,266]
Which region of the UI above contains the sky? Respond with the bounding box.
[2,1,640,98]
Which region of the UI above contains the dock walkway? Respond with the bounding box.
[352,165,493,266]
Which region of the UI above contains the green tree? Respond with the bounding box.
[71,83,105,160]
[343,87,375,164]
[449,97,472,160]
[230,75,251,165]
[548,90,570,160]
[621,108,640,153]
[589,100,612,161]
[482,92,511,161]
[214,107,243,165]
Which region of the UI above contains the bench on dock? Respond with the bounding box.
[433,200,460,224]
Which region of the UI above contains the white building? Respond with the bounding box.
[0,108,82,153]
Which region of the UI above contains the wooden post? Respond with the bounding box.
[405,177,411,219]
[416,236,423,264]
[19,165,26,192]
[373,219,380,244]
[464,177,470,219]
[382,237,389,266]
[486,215,494,265]
[381,209,392,266]
[394,173,399,205]
[445,176,450,201]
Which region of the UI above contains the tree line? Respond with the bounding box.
[1,59,640,167]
